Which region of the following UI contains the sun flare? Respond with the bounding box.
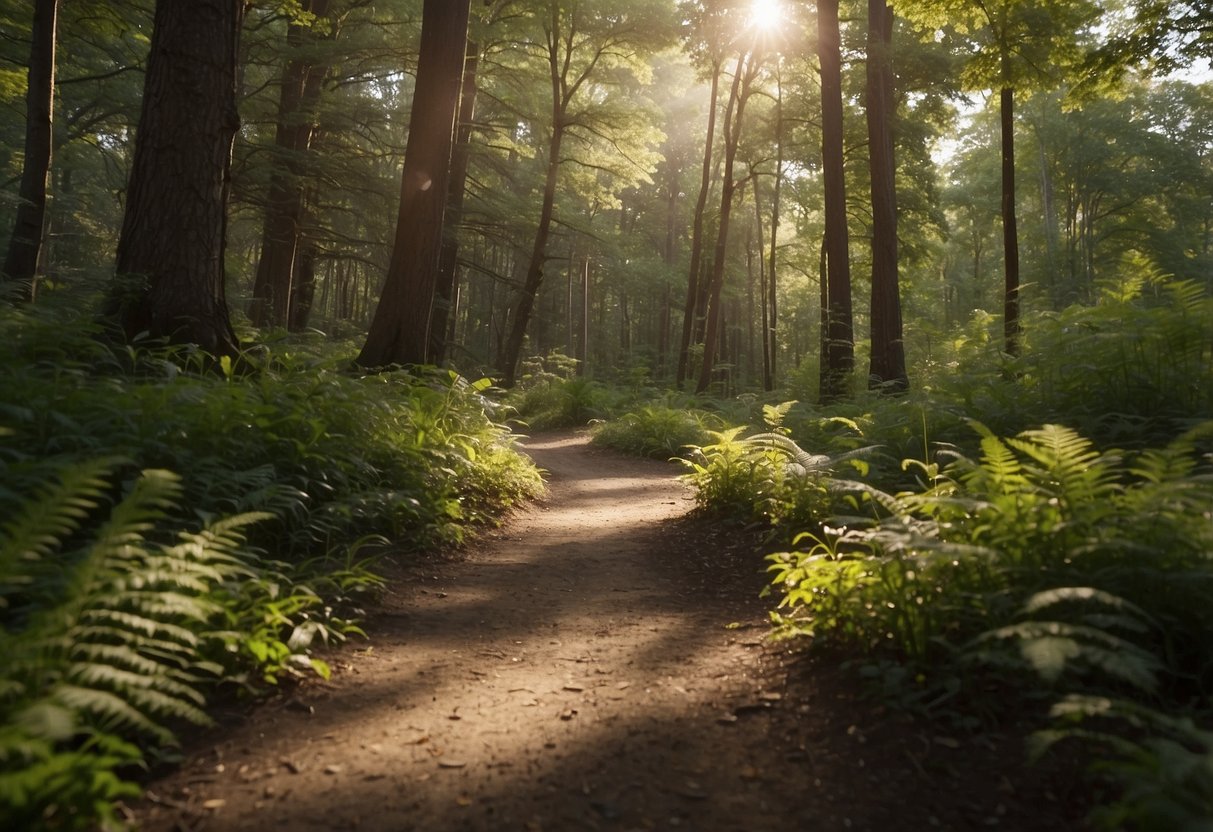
[748,0,783,31]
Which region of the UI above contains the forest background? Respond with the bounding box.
[1,0,1211,829]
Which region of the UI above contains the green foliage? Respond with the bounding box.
[921,265,1213,447]
[1,308,542,556]
[679,420,879,533]
[763,419,1213,826]
[0,302,542,828]
[590,404,719,459]
[1036,696,1213,831]
[0,464,257,829]
[507,356,615,429]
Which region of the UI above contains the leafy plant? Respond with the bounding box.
[762,420,1213,827]
[0,302,544,829]
[590,404,719,459]
[680,424,878,533]
[0,462,263,830]
[1034,696,1213,832]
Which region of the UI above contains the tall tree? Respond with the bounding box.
[108,0,245,357]
[357,0,471,368]
[818,0,854,400]
[496,0,674,387]
[2,0,58,302]
[248,0,335,330]
[763,58,784,392]
[675,53,722,388]
[902,0,1097,355]
[430,34,482,363]
[865,0,907,391]
[696,49,761,393]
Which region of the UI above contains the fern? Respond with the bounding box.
[0,464,268,827]
[1034,696,1213,831]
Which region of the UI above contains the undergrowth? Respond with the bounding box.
[677,268,1213,829]
[590,402,720,459]
[0,300,541,828]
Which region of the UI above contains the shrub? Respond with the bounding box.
[0,301,543,827]
[590,405,718,459]
[764,421,1213,827]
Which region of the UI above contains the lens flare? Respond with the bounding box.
[749,0,783,31]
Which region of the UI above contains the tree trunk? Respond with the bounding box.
[578,256,589,374]
[499,9,569,387]
[675,57,721,388]
[248,0,333,329]
[817,0,854,402]
[695,51,754,394]
[357,0,471,368]
[659,162,679,377]
[288,240,317,331]
[430,36,481,363]
[865,0,907,392]
[109,0,244,358]
[765,62,783,393]
[2,0,58,302]
[1000,80,1021,356]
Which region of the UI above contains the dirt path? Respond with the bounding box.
[134,432,1085,832]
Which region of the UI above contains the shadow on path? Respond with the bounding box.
[133,431,1087,832]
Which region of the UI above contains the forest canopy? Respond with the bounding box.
[0,0,1206,393]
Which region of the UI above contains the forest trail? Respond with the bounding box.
[134,432,1079,832]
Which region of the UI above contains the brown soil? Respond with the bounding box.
[131,431,1091,832]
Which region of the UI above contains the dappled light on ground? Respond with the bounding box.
[135,432,1083,832]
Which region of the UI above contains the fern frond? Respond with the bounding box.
[77,609,199,646]
[1022,587,1157,630]
[976,433,1023,484]
[50,684,175,744]
[0,457,119,606]
[976,620,1162,692]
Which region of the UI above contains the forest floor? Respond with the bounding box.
[131,431,1092,832]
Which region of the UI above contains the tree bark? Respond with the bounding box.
[248,0,333,329]
[1000,80,1021,356]
[109,0,244,357]
[865,0,908,392]
[357,0,471,368]
[430,36,481,363]
[2,0,58,302]
[696,51,755,394]
[498,6,568,387]
[288,239,318,331]
[765,61,784,393]
[817,0,854,402]
[675,56,721,388]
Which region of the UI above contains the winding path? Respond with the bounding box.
[135,432,1081,832]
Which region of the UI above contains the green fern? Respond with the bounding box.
[1034,696,1213,831]
[0,464,269,828]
